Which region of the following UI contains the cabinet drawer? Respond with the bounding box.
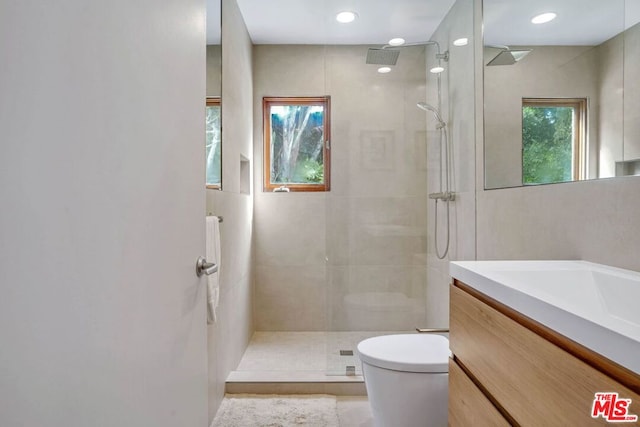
[449,359,511,426]
[450,284,640,426]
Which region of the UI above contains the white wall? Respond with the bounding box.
[0,0,208,426]
[206,0,254,421]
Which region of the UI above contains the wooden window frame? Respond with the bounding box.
[263,96,331,192]
[206,97,221,190]
[522,97,587,182]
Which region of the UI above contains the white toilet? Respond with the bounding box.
[357,334,449,427]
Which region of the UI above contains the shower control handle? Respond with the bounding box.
[196,256,218,277]
[428,192,455,201]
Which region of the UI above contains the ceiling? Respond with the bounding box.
[206,0,640,47]
[484,0,640,46]
[213,0,456,45]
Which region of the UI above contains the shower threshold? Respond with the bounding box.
[226,331,401,395]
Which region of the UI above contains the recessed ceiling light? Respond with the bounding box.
[377,67,392,73]
[336,11,358,23]
[531,12,556,24]
[453,38,468,47]
[430,66,445,74]
[388,38,405,46]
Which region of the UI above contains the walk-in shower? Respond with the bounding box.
[418,101,454,260]
[412,42,455,260]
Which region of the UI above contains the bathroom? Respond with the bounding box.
[1,0,639,426]
[206,0,473,415]
[207,0,640,424]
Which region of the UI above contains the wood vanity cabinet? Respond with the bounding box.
[449,280,640,426]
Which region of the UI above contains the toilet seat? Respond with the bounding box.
[357,334,449,373]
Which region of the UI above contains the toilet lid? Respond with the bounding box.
[357,334,449,373]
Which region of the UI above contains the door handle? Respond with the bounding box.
[196,256,218,277]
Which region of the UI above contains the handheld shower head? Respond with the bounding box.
[417,102,446,128]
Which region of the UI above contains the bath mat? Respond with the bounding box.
[211,394,340,427]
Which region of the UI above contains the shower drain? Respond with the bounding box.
[339,350,354,356]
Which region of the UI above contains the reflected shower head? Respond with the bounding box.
[417,102,446,128]
[486,47,532,66]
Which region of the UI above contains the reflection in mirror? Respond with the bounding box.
[206,0,222,189]
[206,97,221,187]
[484,0,640,189]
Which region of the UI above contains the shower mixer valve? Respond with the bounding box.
[428,192,455,201]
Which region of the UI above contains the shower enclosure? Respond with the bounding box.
[247,0,476,380]
[322,42,443,375]
[320,2,475,376]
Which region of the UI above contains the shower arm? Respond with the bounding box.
[381,40,443,55]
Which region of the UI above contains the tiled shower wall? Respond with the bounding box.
[252,45,429,331]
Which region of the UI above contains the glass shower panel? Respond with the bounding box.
[324,44,429,375]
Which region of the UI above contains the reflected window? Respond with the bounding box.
[522,98,587,185]
[263,96,331,192]
[206,97,221,188]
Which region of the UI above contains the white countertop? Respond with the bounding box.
[449,260,640,375]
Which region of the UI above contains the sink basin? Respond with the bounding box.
[449,260,640,375]
[593,270,640,327]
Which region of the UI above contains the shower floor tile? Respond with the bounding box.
[235,331,403,373]
[228,331,406,395]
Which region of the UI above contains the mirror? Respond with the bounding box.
[483,0,640,189]
[206,0,222,189]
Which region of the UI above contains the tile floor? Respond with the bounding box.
[336,396,375,426]
[236,331,401,375]
[228,331,392,395]
[223,331,411,424]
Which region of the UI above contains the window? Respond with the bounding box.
[263,96,330,192]
[206,97,221,189]
[522,98,587,185]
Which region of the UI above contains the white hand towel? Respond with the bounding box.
[206,216,221,324]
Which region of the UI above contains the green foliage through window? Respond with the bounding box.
[206,99,221,187]
[522,104,574,185]
[263,97,330,191]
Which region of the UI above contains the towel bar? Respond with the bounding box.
[207,214,223,223]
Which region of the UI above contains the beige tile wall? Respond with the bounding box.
[476,176,640,272]
[253,44,429,331]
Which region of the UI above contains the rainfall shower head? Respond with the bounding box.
[486,47,532,66]
[366,48,400,65]
[366,40,445,67]
[417,102,446,128]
